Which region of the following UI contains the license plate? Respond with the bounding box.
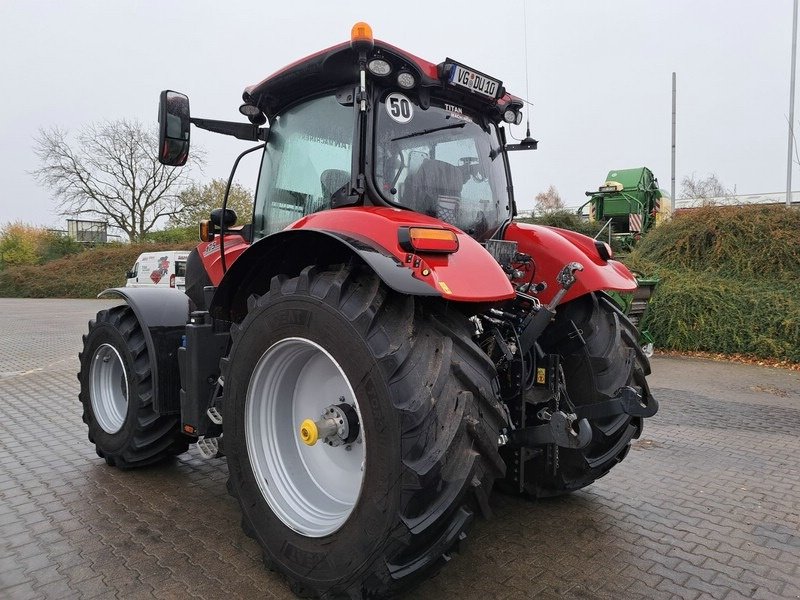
[448,63,502,99]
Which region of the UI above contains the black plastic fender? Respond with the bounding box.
[98,288,190,415]
[210,229,439,322]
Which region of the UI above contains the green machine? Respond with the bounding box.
[579,166,668,250]
[578,167,668,357]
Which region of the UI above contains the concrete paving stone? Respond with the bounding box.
[2,298,800,599]
[72,574,112,598]
[29,579,74,599]
[29,564,64,589]
[2,580,43,600]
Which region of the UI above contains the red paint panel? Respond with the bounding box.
[289,207,514,303]
[503,222,637,305]
[197,234,250,286]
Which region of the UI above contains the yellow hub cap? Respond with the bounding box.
[299,419,319,446]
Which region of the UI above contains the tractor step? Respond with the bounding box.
[197,435,222,459]
[207,406,223,425]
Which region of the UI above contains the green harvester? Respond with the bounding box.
[578,167,669,357]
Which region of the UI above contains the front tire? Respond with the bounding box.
[78,305,188,468]
[223,264,507,598]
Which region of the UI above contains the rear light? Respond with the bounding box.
[169,274,176,288]
[368,59,392,76]
[397,71,416,89]
[399,227,459,254]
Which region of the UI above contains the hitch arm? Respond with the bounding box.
[503,410,592,450]
[518,262,584,356]
[574,386,659,420]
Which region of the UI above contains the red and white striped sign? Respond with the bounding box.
[629,213,643,232]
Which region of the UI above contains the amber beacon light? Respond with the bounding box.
[351,21,374,48]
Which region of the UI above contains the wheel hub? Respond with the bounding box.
[299,402,360,448]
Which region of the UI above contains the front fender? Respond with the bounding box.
[98,287,190,414]
[503,222,637,305]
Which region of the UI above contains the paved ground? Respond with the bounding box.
[1,298,799,600]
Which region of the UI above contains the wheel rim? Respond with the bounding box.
[89,343,129,434]
[245,337,366,537]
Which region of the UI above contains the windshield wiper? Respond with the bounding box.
[392,123,466,142]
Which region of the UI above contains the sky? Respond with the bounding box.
[0,0,795,229]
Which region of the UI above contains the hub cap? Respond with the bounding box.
[89,343,129,434]
[245,337,366,537]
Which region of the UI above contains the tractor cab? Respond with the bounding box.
[160,23,532,252]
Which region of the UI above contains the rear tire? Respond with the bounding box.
[223,263,507,598]
[78,305,188,468]
[513,292,651,497]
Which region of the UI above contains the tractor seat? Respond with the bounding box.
[407,158,466,221]
[320,169,350,207]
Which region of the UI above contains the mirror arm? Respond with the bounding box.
[506,140,538,152]
[190,117,267,142]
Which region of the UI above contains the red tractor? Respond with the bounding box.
[78,23,657,598]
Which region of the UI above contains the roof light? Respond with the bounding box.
[367,59,392,76]
[397,72,416,89]
[503,109,516,123]
[350,22,374,50]
[399,227,459,254]
[515,111,524,125]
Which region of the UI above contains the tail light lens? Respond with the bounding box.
[399,227,459,254]
[169,274,176,288]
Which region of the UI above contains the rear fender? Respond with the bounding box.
[210,207,515,321]
[98,288,190,415]
[503,222,637,305]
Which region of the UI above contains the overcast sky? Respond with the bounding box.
[0,0,794,229]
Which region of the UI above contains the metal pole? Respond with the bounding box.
[787,0,798,207]
[671,72,676,212]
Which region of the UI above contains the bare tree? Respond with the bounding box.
[534,185,565,215]
[679,173,732,206]
[170,179,255,228]
[33,120,202,242]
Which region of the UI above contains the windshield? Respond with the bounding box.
[374,93,511,241]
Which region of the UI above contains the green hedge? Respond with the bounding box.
[629,205,800,362]
[0,243,193,298]
[639,270,800,362]
[631,205,800,282]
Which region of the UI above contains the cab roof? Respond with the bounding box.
[242,39,522,119]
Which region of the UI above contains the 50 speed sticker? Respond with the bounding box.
[386,92,413,124]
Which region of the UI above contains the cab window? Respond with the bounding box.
[254,95,354,237]
[374,96,510,241]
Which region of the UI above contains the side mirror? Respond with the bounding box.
[158,90,191,166]
[126,270,135,279]
[210,208,237,227]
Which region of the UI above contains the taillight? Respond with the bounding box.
[399,227,459,254]
[169,274,176,288]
